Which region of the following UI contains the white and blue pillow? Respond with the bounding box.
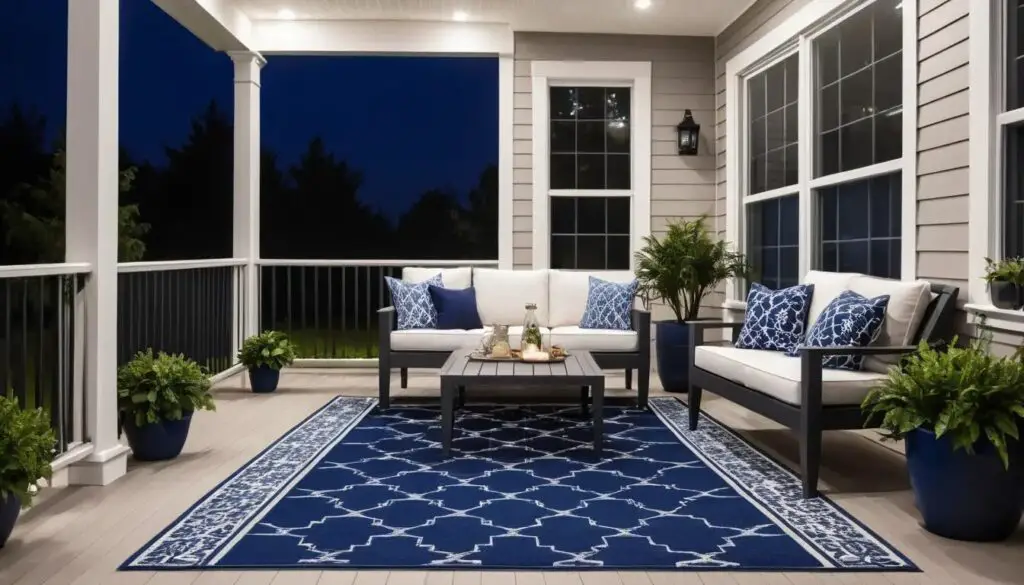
[580,277,638,331]
[788,290,889,371]
[735,283,815,354]
[385,274,443,330]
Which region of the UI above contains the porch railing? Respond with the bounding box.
[257,260,499,359]
[0,263,90,456]
[117,259,247,375]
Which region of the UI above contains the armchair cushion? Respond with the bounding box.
[579,277,638,331]
[787,290,889,371]
[736,283,815,353]
[385,274,442,330]
[848,275,932,373]
[802,271,858,330]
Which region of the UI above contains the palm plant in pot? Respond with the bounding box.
[984,256,1024,310]
[118,350,216,461]
[634,217,748,393]
[0,396,56,547]
[238,330,297,393]
[862,337,1024,541]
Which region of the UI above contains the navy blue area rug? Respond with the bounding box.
[122,397,916,572]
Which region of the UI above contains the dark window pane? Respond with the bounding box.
[785,104,798,144]
[607,197,631,234]
[551,197,576,233]
[761,245,780,280]
[780,246,799,285]
[551,236,575,269]
[606,88,630,121]
[820,83,839,133]
[819,130,839,176]
[874,0,903,60]
[577,155,605,189]
[840,118,873,172]
[762,199,780,246]
[550,88,577,119]
[577,235,607,269]
[1011,4,1024,110]
[607,122,630,153]
[607,236,631,269]
[817,173,901,278]
[822,242,838,271]
[779,194,799,246]
[746,195,798,290]
[784,144,798,186]
[551,155,576,189]
[607,155,630,189]
[751,117,767,156]
[749,75,766,120]
[750,154,767,194]
[766,148,785,191]
[838,241,869,272]
[820,186,838,241]
[785,55,799,105]
[766,110,785,152]
[577,197,606,234]
[874,55,902,113]
[550,121,576,153]
[840,9,872,75]
[875,110,902,164]
[1007,126,1024,258]
[818,34,840,87]
[870,240,892,278]
[890,240,902,278]
[838,180,870,240]
[840,68,873,125]
[767,64,786,112]
[870,178,892,237]
[577,121,605,153]
[577,88,605,120]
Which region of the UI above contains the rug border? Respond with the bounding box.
[649,396,919,573]
[119,396,375,571]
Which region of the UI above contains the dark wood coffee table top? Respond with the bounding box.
[439,350,603,386]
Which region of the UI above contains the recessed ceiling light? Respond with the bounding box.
[634,0,652,10]
[453,10,469,22]
[277,8,296,20]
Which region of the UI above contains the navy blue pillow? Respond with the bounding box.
[428,285,483,330]
[787,290,889,370]
[735,282,815,354]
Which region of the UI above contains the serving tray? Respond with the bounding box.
[467,350,569,363]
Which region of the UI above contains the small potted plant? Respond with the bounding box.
[238,330,297,393]
[984,257,1024,310]
[118,350,216,461]
[862,338,1024,541]
[634,217,749,392]
[0,396,56,548]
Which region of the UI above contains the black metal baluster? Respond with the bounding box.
[341,267,348,356]
[313,267,320,357]
[327,267,334,358]
[300,266,307,350]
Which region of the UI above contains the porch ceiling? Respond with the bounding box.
[235,0,751,36]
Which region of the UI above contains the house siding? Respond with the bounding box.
[512,32,717,281]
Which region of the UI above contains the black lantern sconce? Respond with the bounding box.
[676,109,700,156]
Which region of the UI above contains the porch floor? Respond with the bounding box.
[1,369,1021,585]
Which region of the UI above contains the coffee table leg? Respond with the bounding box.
[441,380,454,456]
[579,386,590,416]
[592,380,605,454]
[458,385,467,409]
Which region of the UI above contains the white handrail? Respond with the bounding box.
[0,263,92,278]
[255,259,499,267]
[117,258,248,273]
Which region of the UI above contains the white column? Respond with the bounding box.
[65,0,128,485]
[230,52,265,344]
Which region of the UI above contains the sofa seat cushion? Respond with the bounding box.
[694,345,887,406]
[550,326,638,352]
[390,326,552,352]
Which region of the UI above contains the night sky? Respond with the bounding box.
[1,0,498,214]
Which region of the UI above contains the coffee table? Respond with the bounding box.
[438,349,606,455]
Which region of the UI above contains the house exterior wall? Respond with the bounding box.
[512,32,717,288]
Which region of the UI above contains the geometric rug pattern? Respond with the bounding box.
[122,397,916,571]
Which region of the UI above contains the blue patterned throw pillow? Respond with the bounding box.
[579,277,638,331]
[385,274,443,330]
[735,282,814,353]
[788,290,889,371]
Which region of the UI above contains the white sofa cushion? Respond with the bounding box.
[548,271,637,328]
[802,271,859,330]
[694,345,887,406]
[550,326,638,352]
[848,275,932,373]
[402,266,472,290]
[390,326,551,351]
[473,268,550,326]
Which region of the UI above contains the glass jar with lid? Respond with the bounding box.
[521,303,543,353]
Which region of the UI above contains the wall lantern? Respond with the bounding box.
[676,109,700,156]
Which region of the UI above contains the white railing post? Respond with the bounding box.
[230,51,265,352]
[64,0,129,485]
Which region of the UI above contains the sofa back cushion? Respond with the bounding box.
[403,266,472,289]
[848,275,932,373]
[802,271,859,329]
[472,268,550,326]
[549,271,637,327]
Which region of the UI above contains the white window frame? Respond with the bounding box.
[530,60,652,273]
[724,0,917,305]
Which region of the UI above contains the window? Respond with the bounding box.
[1003,1,1024,259]
[531,61,651,272]
[733,0,908,295]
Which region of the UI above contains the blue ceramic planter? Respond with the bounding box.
[248,365,281,393]
[906,427,1023,541]
[0,492,19,548]
[655,321,690,393]
[122,412,193,462]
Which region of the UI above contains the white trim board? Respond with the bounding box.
[498,55,514,269]
[529,60,652,270]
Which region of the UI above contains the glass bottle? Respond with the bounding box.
[490,324,511,357]
[521,303,542,353]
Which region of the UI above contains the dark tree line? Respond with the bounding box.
[0,101,498,264]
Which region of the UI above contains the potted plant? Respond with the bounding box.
[634,217,748,393]
[238,330,297,393]
[984,257,1024,310]
[862,338,1024,541]
[0,396,56,548]
[118,350,216,461]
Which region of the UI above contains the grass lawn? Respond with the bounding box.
[280,328,380,359]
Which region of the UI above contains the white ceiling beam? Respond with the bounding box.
[250,20,514,56]
[150,0,257,52]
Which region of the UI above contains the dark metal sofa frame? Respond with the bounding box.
[687,282,959,499]
[378,306,651,410]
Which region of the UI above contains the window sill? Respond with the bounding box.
[965,303,1024,333]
